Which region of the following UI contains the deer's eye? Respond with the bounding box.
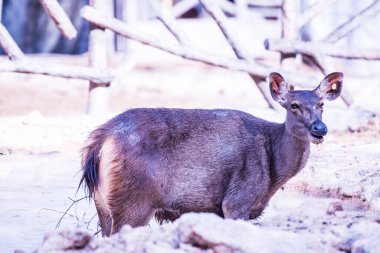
[290,103,300,110]
[320,102,324,107]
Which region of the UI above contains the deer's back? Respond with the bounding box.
[101,108,275,209]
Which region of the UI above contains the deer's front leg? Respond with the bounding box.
[222,164,270,220]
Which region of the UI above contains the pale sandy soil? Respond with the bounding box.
[0,19,380,252]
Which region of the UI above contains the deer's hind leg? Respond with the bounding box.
[109,197,156,234]
[94,199,112,236]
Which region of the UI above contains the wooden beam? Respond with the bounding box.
[265,38,380,60]
[298,0,340,29]
[324,0,380,43]
[80,5,321,88]
[0,23,24,60]
[39,0,78,40]
[0,59,114,83]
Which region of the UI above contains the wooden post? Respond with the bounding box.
[280,0,300,71]
[86,0,110,115]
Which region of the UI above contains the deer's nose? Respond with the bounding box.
[309,120,328,137]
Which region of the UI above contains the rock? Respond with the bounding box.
[33,213,317,253]
[333,221,380,253]
[37,227,92,252]
[326,201,344,215]
[351,234,380,253]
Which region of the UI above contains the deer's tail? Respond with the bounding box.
[78,127,108,198]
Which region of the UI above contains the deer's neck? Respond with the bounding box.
[270,123,310,190]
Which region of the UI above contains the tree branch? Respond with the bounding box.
[0,23,24,60]
[147,0,189,44]
[39,0,78,40]
[298,0,340,29]
[324,0,380,43]
[81,5,320,87]
[0,59,114,84]
[265,38,380,60]
[199,0,278,109]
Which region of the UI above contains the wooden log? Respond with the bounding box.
[86,0,110,115]
[81,5,321,88]
[0,59,114,83]
[200,0,277,109]
[265,38,380,60]
[147,0,189,44]
[324,0,380,43]
[298,0,340,28]
[0,23,24,61]
[39,0,78,40]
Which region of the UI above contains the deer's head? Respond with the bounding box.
[269,72,343,144]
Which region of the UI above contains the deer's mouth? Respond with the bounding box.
[309,133,324,144]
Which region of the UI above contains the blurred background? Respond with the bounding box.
[0,0,379,252]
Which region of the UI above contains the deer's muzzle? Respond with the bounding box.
[309,120,328,136]
[308,120,328,144]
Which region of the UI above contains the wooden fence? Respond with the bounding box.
[0,0,379,114]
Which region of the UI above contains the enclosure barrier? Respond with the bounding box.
[0,0,379,114]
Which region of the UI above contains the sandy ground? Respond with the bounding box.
[0,19,380,252]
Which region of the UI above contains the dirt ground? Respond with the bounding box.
[1,19,380,252]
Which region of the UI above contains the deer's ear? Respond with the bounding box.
[269,72,289,106]
[314,72,343,101]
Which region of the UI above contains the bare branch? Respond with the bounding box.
[56,197,87,229]
[0,23,24,60]
[324,0,380,43]
[39,0,78,40]
[265,38,380,60]
[200,0,277,109]
[81,5,320,87]
[199,0,247,58]
[298,0,340,29]
[0,59,114,83]
[147,0,189,44]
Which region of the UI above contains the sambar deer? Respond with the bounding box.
[79,72,343,236]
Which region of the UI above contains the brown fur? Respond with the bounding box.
[79,72,343,236]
